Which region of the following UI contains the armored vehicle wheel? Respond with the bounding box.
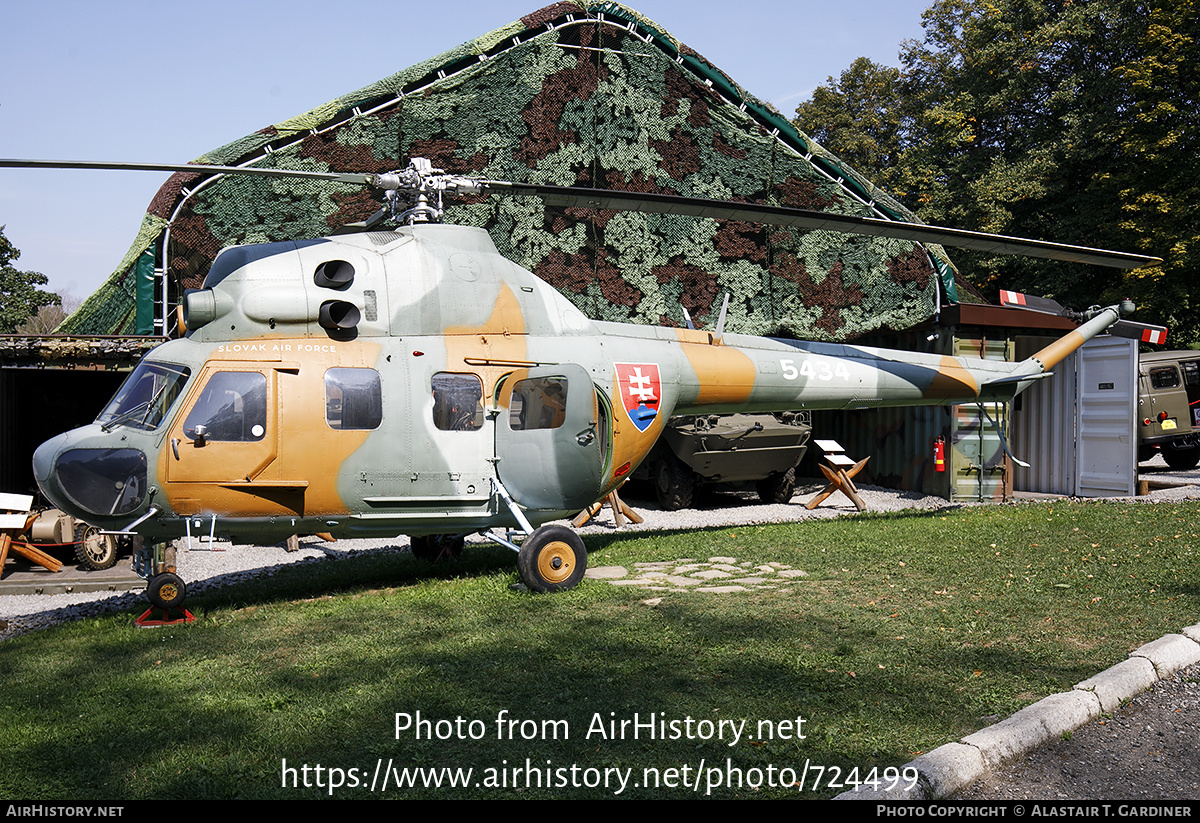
[654,452,696,511]
[410,534,465,563]
[1163,444,1200,471]
[1137,445,1156,463]
[74,523,119,571]
[756,467,797,504]
[147,573,186,610]
[517,525,586,593]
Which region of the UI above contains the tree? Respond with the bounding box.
[0,226,60,333]
[793,0,1200,342]
[793,58,911,195]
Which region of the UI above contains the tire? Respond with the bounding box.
[1137,445,1156,464]
[756,467,797,504]
[654,452,696,511]
[74,524,119,571]
[410,534,465,563]
[1162,444,1200,471]
[517,525,587,593]
[147,573,186,610]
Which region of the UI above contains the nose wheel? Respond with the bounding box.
[517,525,587,592]
[147,572,187,610]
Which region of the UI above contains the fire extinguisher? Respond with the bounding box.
[933,436,946,472]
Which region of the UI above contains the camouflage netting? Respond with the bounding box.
[61,1,971,339]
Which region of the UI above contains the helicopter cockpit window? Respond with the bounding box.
[182,372,267,442]
[432,373,484,431]
[325,368,382,430]
[96,361,191,432]
[508,376,567,431]
[1150,366,1181,390]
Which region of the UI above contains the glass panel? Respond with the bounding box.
[508,376,568,431]
[325,368,382,430]
[432,373,484,431]
[183,372,267,441]
[1150,366,1181,390]
[55,448,147,516]
[96,361,190,432]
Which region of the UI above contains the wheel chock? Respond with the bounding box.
[134,607,195,627]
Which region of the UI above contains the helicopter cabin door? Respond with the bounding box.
[165,363,286,495]
[494,364,607,513]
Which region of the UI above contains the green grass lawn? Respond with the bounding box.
[1,499,1196,799]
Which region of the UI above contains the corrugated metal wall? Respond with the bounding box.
[1011,335,1078,494]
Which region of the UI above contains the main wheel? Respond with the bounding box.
[1163,444,1200,471]
[147,573,186,610]
[410,534,465,563]
[654,452,696,511]
[74,524,119,571]
[517,525,587,593]
[756,466,797,504]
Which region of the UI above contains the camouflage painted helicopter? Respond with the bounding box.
[4,157,1160,608]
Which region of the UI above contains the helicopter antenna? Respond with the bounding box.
[714,293,730,339]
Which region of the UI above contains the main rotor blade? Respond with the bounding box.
[1,157,1161,269]
[485,181,1161,270]
[0,158,375,186]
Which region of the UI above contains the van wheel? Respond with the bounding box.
[1163,444,1200,470]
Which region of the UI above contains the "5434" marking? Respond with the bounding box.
[780,358,851,382]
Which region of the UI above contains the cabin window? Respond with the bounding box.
[96,361,190,432]
[508,376,568,431]
[183,372,267,442]
[1182,361,1200,388]
[325,368,382,430]
[432,373,484,431]
[1150,366,1181,390]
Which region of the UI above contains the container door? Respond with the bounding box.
[1076,337,1136,496]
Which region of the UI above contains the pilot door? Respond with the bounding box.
[166,364,280,486]
[494,364,608,512]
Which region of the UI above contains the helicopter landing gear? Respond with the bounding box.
[135,573,194,626]
[517,525,587,593]
[147,572,187,610]
[410,533,465,563]
[130,540,193,625]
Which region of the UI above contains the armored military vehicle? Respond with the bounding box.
[632,412,811,510]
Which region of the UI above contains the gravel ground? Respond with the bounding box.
[4,475,1200,801]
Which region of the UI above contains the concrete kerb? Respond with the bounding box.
[836,628,1200,801]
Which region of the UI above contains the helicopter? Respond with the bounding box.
[3,156,1161,609]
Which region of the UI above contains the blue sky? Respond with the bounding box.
[1,0,934,300]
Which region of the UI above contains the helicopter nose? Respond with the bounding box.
[32,434,149,522]
[32,433,65,489]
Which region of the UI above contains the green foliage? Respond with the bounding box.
[794,57,909,196]
[794,0,1200,342]
[0,226,60,333]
